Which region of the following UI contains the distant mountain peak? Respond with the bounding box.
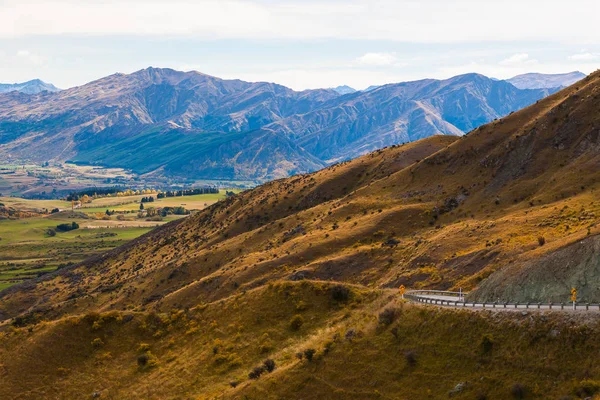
[331,85,356,95]
[507,71,586,90]
[0,79,60,94]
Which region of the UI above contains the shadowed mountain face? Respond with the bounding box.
[507,71,586,90]
[0,68,556,180]
[0,79,60,95]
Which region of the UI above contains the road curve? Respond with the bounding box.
[405,291,600,312]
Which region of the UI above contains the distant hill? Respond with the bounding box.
[0,79,60,94]
[0,68,556,181]
[363,84,381,91]
[331,85,356,94]
[506,71,586,89]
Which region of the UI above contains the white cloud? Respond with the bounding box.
[356,52,397,66]
[569,52,599,61]
[0,0,599,44]
[499,53,538,67]
[16,49,46,64]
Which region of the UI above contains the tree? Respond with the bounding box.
[139,202,144,210]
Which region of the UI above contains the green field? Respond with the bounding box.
[0,213,153,291]
[0,189,240,291]
[79,191,236,214]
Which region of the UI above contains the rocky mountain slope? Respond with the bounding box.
[507,71,586,89]
[0,79,60,94]
[266,73,556,163]
[0,71,600,400]
[0,68,556,180]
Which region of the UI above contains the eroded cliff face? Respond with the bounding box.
[470,234,600,303]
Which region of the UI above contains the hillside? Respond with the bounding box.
[0,68,556,181]
[2,283,600,399]
[0,71,600,399]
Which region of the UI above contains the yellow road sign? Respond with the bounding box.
[399,285,405,296]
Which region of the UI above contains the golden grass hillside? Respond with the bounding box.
[2,72,600,323]
[2,281,600,399]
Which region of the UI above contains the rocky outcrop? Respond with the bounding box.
[470,235,600,303]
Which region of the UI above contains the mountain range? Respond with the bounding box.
[0,68,574,181]
[0,79,60,95]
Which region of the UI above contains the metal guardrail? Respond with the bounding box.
[405,291,600,311]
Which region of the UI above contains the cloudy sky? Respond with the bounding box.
[1,0,599,90]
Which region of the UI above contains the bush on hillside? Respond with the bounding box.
[480,334,494,354]
[263,358,276,373]
[378,307,398,326]
[248,365,265,380]
[303,348,316,362]
[331,285,350,302]
[137,354,149,367]
[404,350,417,367]
[574,380,600,397]
[56,221,79,232]
[511,383,528,399]
[290,314,304,331]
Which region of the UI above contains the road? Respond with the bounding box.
[406,291,600,312]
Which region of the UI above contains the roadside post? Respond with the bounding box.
[571,288,577,310]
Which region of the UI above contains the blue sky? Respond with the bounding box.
[1,0,599,90]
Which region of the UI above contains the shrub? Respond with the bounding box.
[331,285,350,302]
[229,381,239,388]
[46,228,56,237]
[137,354,149,367]
[248,366,265,380]
[138,343,151,352]
[91,338,104,348]
[511,383,527,399]
[574,379,600,397]
[537,236,546,246]
[263,358,276,373]
[303,348,316,362]
[137,352,158,370]
[404,350,417,367]
[290,314,304,331]
[378,307,398,326]
[480,334,494,354]
[56,221,79,232]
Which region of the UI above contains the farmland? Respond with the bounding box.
[0,189,241,290]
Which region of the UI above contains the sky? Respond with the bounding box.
[0,0,599,91]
